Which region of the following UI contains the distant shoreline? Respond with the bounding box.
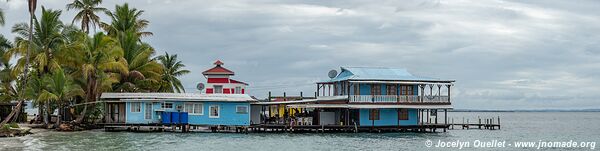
[450,109,600,112]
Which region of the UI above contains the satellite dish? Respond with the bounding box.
[196,83,205,91]
[328,70,338,79]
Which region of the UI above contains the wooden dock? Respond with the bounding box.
[98,116,502,133]
[248,124,450,133]
[448,116,501,130]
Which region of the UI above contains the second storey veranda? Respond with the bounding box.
[316,67,455,104]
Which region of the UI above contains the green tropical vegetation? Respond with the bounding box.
[0,1,189,130]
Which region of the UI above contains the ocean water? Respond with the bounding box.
[1,112,598,151]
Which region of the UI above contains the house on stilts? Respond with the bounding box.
[100,60,256,132]
[251,67,454,132]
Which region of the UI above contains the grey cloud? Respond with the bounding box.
[1,0,600,109]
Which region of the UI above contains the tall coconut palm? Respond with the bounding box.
[102,3,152,37]
[6,7,66,125]
[39,68,83,126]
[60,32,125,123]
[157,52,189,93]
[66,0,108,33]
[112,30,162,92]
[8,7,65,83]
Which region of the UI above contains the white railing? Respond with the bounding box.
[348,95,450,103]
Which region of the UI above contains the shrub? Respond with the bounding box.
[9,123,19,128]
[1,124,10,132]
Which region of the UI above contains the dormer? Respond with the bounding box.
[202,60,248,94]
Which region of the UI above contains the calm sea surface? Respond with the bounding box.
[1,112,599,151]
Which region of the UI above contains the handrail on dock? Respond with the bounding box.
[448,116,501,130]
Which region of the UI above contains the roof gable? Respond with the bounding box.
[202,60,235,75]
[202,66,235,75]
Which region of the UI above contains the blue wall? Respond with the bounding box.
[125,101,250,126]
[359,84,371,95]
[358,109,418,126]
[187,102,250,126]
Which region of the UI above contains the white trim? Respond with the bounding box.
[130,102,141,113]
[161,102,173,109]
[213,85,223,94]
[144,103,152,119]
[235,86,242,94]
[236,105,248,114]
[184,103,204,115]
[209,105,220,118]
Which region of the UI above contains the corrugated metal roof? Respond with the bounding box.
[100,93,256,102]
[326,67,453,82]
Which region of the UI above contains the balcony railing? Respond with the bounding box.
[349,95,450,103]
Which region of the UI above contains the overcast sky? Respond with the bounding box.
[2,0,600,109]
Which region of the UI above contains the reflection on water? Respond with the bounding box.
[1,112,599,151]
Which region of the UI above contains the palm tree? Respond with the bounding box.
[38,68,83,126]
[60,32,125,123]
[6,7,66,125]
[0,35,11,66]
[157,52,189,93]
[66,0,108,33]
[112,30,162,92]
[102,3,152,37]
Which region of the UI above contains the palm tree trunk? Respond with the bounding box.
[75,76,96,124]
[56,103,62,127]
[39,102,43,122]
[0,100,24,126]
[44,102,49,126]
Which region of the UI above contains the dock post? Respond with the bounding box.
[462,117,465,129]
[479,117,482,129]
[435,110,438,124]
[498,116,501,130]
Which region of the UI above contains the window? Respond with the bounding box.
[369,109,380,120]
[401,85,413,95]
[185,103,204,115]
[235,87,242,94]
[162,102,173,109]
[209,105,220,118]
[387,85,397,95]
[145,103,152,119]
[371,84,381,95]
[214,85,223,94]
[398,109,409,120]
[236,105,248,114]
[130,102,141,112]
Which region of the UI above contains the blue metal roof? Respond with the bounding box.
[326,67,452,82]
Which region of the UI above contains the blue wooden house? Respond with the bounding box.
[101,93,256,126]
[100,60,256,128]
[255,67,454,130]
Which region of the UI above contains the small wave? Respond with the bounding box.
[20,134,47,151]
